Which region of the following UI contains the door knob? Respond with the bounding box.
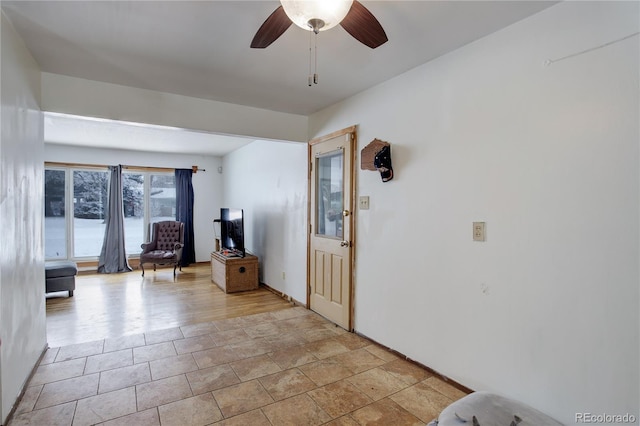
[342,210,350,217]
[340,240,350,247]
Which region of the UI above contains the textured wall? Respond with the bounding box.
[222,140,308,303]
[0,12,46,424]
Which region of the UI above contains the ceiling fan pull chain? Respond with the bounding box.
[314,31,319,85]
[308,29,313,86]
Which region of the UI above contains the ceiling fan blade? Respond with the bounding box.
[250,6,293,48]
[340,1,388,49]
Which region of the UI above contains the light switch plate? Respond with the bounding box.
[359,196,370,210]
[473,222,486,241]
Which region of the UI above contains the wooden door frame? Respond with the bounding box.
[307,125,357,331]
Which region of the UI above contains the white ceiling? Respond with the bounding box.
[3,1,556,155]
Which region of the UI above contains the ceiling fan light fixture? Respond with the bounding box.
[280,0,354,32]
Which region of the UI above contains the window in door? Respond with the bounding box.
[316,151,344,238]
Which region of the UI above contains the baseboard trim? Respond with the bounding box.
[354,330,474,395]
[260,282,306,308]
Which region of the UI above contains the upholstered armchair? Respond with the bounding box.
[140,221,185,276]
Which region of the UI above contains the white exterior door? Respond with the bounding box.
[309,128,355,330]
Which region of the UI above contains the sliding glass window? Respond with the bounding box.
[45,166,176,261]
[73,169,109,258]
[123,172,144,255]
[150,174,176,225]
[44,169,67,259]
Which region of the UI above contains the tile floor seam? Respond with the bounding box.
[17,385,43,416]
[134,381,140,413]
[34,386,45,413]
[80,356,89,376]
[85,354,133,376]
[209,391,223,420]
[32,369,85,387]
[66,400,78,425]
[171,338,179,355]
[295,366,322,390]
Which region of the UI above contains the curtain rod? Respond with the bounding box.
[45,162,204,173]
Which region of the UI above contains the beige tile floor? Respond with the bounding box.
[10,307,467,426]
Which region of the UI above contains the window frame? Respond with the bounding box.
[44,164,175,262]
[44,166,70,260]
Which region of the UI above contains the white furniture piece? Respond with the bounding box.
[432,391,563,426]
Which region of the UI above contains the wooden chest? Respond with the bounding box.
[210,252,259,293]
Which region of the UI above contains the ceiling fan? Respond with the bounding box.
[250,0,388,49]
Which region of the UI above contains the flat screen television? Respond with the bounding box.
[220,208,245,257]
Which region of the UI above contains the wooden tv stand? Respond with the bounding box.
[210,252,259,293]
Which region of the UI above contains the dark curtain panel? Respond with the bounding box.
[175,169,195,266]
[98,165,132,273]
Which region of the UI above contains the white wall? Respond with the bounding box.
[309,2,639,424]
[222,140,308,303]
[41,73,308,143]
[0,12,46,424]
[44,144,223,262]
